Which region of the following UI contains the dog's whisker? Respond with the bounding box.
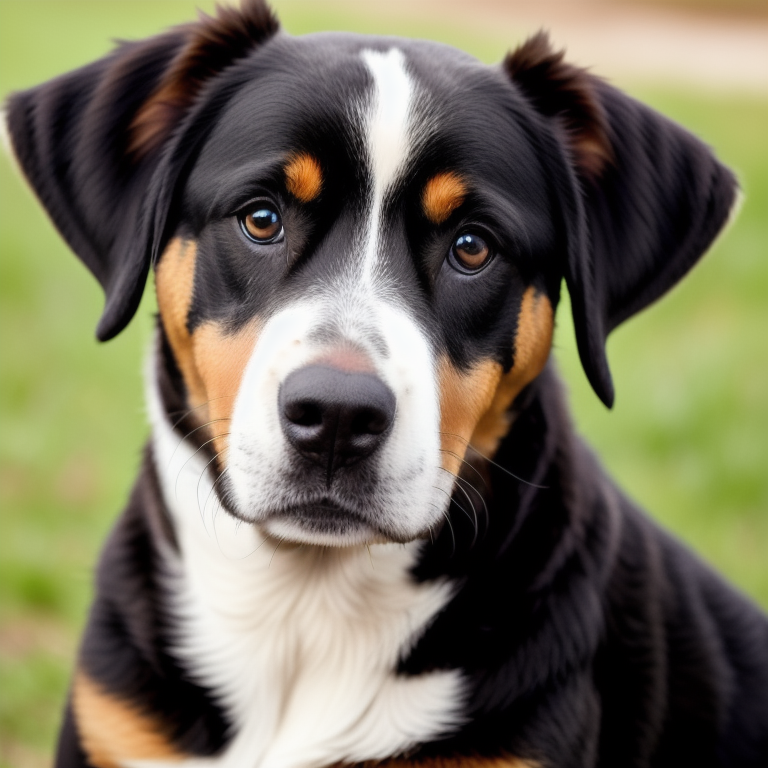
[435,467,480,543]
[431,488,462,555]
[242,532,272,559]
[426,499,457,556]
[196,447,231,523]
[202,465,230,527]
[441,507,457,557]
[443,470,483,546]
[268,536,284,568]
[439,430,549,490]
[443,468,490,533]
[200,456,229,506]
[440,485,479,545]
[194,452,227,532]
[168,418,232,467]
[168,395,237,430]
[212,496,224,553]
[437,447,490,492]
[174,432,231,507]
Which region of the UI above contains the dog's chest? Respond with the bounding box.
[151,408,464,768]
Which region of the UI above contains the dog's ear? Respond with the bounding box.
[504,32,738,407]
[4,0,278,341]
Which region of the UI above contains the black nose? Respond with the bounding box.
[279,364,396,482]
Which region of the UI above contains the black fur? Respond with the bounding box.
[407,369,768,766]
[6,1,767,766]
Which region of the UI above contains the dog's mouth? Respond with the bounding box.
[216,478,398,546]
[219,453,441,546]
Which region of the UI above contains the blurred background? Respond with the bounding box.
[0,0,766,764]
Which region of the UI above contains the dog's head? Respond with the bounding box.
[6,0,736,546]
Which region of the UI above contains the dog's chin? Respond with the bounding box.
[261,516,388,548]
[244,502,391,548]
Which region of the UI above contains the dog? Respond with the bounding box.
[5,1,768,766]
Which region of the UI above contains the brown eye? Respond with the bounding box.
[450,233,491,272]
[240,206,283,243]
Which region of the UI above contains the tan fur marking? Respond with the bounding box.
[72,671,185,767]
[155,237,207,409]
[439,287,553,471]
[285,152,323,202]
[354,757,540,768]
[471,288,554,457]
[156,237,261,461]
[191,319,261,460]
[422,172,467,225]
[439,358,502,477]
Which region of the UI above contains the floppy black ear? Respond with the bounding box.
[505,33,738,407]
[6,33,186,341]
[5,0,278,341]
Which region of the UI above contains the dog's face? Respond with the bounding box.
[155,35,559,545]
[5,1,736,548]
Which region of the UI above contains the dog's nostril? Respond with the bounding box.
[352,408,388,436]
[285,401,323,427]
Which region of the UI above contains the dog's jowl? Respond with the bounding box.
[6,1,768,766]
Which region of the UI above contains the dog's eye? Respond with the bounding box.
[450,233,492,273]
[240,206,284,244]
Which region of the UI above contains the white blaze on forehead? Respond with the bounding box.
[361,48,413,193]
[359,48,415,286]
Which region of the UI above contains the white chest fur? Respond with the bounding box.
[144,386,464,768]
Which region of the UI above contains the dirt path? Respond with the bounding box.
[331,0,768,91]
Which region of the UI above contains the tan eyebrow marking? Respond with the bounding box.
[285,152,323,202]
[422,172,467,225]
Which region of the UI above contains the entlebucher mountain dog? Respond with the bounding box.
[5,1,768,766]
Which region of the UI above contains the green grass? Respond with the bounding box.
[1,0,767,763]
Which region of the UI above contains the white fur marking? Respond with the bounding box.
[361,48,413,195]
[359,48,414,286]
[142,371,464,768]
[226,298,451,546]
